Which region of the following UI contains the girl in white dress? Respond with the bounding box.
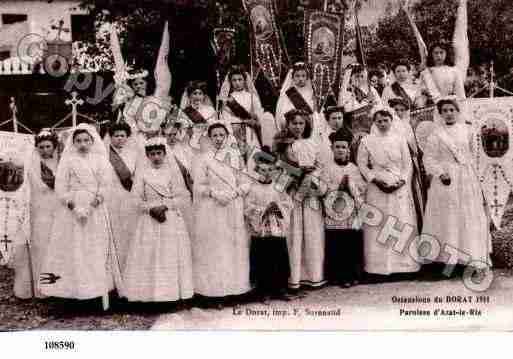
[219,65,275,173]
[177,80,218,155]
[193,123,251,308]
[422,98,491,276]
[275,62,327,144]
[273,109,326,291]
[404,0,469,105]
[123,137,194,304]
[357,108,420,281]
[381,60,427,110]
[106,121,138,273]
[14,131,59,299]
[40,124,117,303]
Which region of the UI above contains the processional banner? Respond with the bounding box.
[304,9,345,110]
[410,97,513,230]
[243,0,288,92]
[0,131,33,265]
[469,97,513,229]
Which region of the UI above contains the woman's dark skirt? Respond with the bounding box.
[250,236,291,295]
[324,229,363,285]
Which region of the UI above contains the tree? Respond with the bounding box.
[77,0,367,106]
[364,0,513,93]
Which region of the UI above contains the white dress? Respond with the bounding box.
[177,103,219,155]
[422,123,491,268]
[381,80,424,109]
[357,131,420,275]
[168,143,194,236]
[286,138,326,288]
[123,161,194,302]
[107,145,138,273]
[341,85,382,113]
[40,152,114,299]
[275,85,327,145]
[14,154,58,299]
[192,148,251,297]
[221,90,264,176]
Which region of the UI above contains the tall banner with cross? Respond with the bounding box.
[243,0,289,92]
[304,9,345,110]
[0,131,33,265]
[470,97,513,229]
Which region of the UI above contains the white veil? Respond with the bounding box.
[279,62,314,100]
[179,87,214,110]
[61,123,108,161]
[219,70,259,101]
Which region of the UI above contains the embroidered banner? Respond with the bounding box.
[211,27,237,83]
[243,0,288,91]
[0,131,33,265]
[470,97,513,229]
[304,10,345,110]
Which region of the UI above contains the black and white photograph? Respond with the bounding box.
[1,0,513,351]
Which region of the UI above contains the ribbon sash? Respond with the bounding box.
[391,82,414,109]
[435,127,467,165]
[40,161,56,190]
[226,97,252,120]
[183,106,208,124]
[109,146,133,192]
[353,86,368,104]
[174,155,193,198]
[286,87,313,114]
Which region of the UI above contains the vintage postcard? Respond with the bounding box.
[0,0,512,347]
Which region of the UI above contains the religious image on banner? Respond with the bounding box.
[304,10,345,110]
[0,131,33,265]
[243,0,288,91]
[212,27,236,72]
[470,97,513,229]
[412,105,436,152]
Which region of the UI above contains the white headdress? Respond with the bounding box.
[219,65,259,101]
[61,123,108,160]
[144,136,167,148]
[279,62,314,99]
[369,105,398,136]
[179,80,214,109]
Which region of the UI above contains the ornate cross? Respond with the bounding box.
[1,235,12,252]
[65,91,84,127]
[51,19,70,41]
[490,200,504,215]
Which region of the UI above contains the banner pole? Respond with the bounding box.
[490,61,495,99]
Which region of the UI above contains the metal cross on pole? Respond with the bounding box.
[65,92,84,127]
[51,19,70,41]
[1,235,12,252]
[9,97,18,133]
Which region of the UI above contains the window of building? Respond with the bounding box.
[2,14,28,25]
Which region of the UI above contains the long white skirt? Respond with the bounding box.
[288,196,326,289]
[14,189,58,299]
[423,163,491,268]
[362,183,420,275]
[123,208,194,302]
[40,203,113,299]
[193,197,251,297]
[108,180,138,273]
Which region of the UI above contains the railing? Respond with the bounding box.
[0,56,99,75]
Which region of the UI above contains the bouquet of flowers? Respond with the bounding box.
[73,190,95,225]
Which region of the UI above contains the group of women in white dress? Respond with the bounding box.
[9,0,493,311]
